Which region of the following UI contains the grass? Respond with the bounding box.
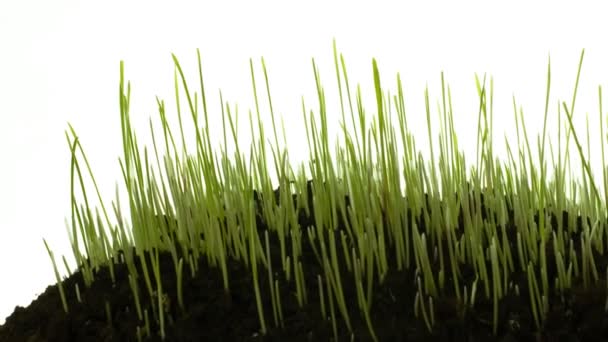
[38,41,608,340]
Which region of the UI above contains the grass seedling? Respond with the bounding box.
[43,238,68,314]
[32,40,608,341]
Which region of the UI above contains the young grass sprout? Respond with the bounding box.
[41,42,608,340]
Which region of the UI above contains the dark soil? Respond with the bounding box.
[2,179,608,341]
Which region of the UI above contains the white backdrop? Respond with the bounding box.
[2,0,608,324]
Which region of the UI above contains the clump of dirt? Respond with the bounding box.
[2,180,608,341]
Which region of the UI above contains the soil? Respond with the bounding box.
[2,179,608,341]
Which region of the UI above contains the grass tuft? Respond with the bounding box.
[39,42,608,340]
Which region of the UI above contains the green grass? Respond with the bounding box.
[43,40,608,340]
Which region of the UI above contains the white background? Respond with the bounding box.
[2,0,608,325]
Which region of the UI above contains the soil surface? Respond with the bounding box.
[2,180,608,341]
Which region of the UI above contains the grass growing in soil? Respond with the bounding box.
[2,42,608,341]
